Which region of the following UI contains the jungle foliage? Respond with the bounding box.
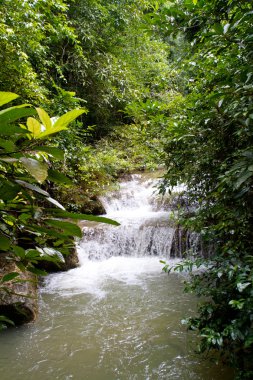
[150,0,253,378]
[0,91,119,328]
[0,0,169,207]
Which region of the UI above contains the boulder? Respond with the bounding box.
[170,225,213,259]
[0,254,38,325]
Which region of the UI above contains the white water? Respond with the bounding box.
[45,174,175,297]
[0,174,232,380]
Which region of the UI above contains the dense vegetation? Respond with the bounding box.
[152,1,253,378]
[0,0,252,378]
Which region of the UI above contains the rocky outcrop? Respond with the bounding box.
[82,196,106,215]
[37,246,79,272]
[170,225,213,259]
[0,254,38,325]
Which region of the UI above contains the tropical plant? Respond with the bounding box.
[0,91,119,329]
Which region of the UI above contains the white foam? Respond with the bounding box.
[43,257,180,298]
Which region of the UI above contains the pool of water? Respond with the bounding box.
[0,257,233,380]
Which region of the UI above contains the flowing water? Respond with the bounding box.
[0,174,233,380]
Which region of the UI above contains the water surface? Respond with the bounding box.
[0,174,233,379]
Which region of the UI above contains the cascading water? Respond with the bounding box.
[44,174,175,296]
[0,174,232,380]
[80,174,175,260]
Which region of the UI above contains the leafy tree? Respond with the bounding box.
[0,0,80,104]
[0,91,118,328]
[151,0,253,378]
[64,0,171,138]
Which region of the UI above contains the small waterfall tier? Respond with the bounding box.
[78,174,175,262]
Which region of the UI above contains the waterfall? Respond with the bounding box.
[44,173,178,296]
[44,173,209,297]
[78,174,175,262]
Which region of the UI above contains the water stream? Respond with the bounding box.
[0,174,232,379]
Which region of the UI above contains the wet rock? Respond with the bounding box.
[36,246,79,273]
[83,197,106,215]
[0,254,38,325]
[170,225,213,259]
[62,192,106,215]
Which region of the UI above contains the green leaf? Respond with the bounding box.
[46,197,65,210]
[26,266,47,276]
[44,219,82,238]
[15,262,26,272]
[0,235,11,251]
[223,23,230,34]
[0,124,31,136]
[0,138,16,152]
[26,117,41,138]
[234,171,252,189]
[53,109,86,130]
[36,108,52,130]
[46,209,120,226]
[0,315,15,326]
[29,225,69,239]
[212,23,223,35]
[33,146,64,160]
[24,249,41,260]
[36,247,65,262]
[19,157,48,183]
[37,109,85,138]
[237,282,251,292]
[1,272,20,283]
[15,180,50,196]
[13,246,26,259]
[48,169,72,185]
[0,92,19,107]
[0,105,36,124]
[0,180,21,200]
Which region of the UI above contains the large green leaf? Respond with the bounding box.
[36,108,52,130]
[19,158,48,183]
[1,272,20,283]
[44,219,82,238]
[13,246,26,259]
[0,138,16,152]
[29,225,71,239]
[33,146,64,160]
[53,109,86,130]
[46,197,65,210]
[46,209,120,226]
[15,180,50,196]
[0,92,19,107]
[0,124,30,136]
[0,235,11,251]
[0,105,36,124]
[35,247,65,263]
[26,117,41,138]
[26,266,47,276]
[48,169,72,185]
[0,180,21,200]
[37,109,85,138]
